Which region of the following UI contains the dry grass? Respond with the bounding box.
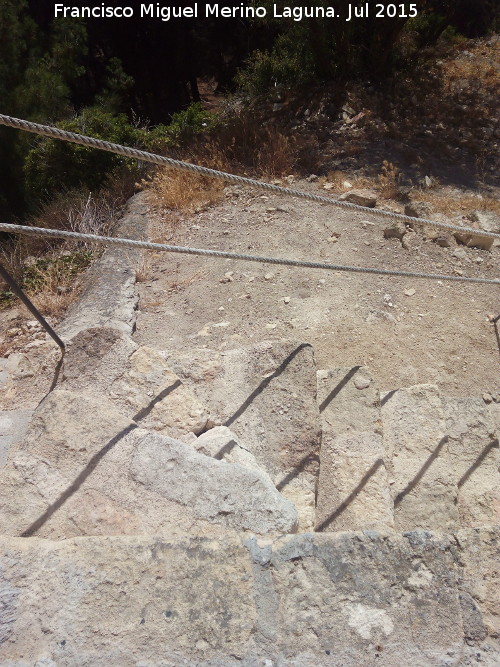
[146,168,225,213]
[377,160,402,200]
[323,161,402,195]
[0,249,93,315]
[441,41,499,92]
[135,252,154,283]
[146,116,300,212]
[207,111,300,176]
[0,172,137,316]
[411,190,500,216]
[253,129,298,176]
[30,288,80,319]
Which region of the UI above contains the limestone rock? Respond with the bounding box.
[383,222,406,241]
[61,331,210,439]
[16,389,134,476]
[0,535,256,665]
[268,531,474,665]
[315,367,392,532]
[317,367,381,435]
[468,210,500,235]
[382,385,460,531]
[0,389,136,537]
[61,327,138,391]
[435,235,452,247]
[443,397,500,527]
[454,228,494,251]
[457,527,500,640]
[339,189,377,207]
[0,390,297,538]
[316,432,393,532]
[109,346,210,437]
[194,425,266,476]
[0,409,33,466]
[405,201,433,220]
[1,530,498,665]
[163,341,321,531]
[130,431,298,534]
[453,246,468,260]
[453,210,499,250]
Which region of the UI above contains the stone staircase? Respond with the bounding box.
[0,330,499,665]
[0,194,498,664]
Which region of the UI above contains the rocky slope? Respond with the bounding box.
[0,192,499,665]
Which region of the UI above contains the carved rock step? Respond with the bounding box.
[315,367,393,532]
[381,386,499,531]
[0,529,498,665]
[0,390,297,539]
[164,340,322,531]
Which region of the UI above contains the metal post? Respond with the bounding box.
[0,262,65,351]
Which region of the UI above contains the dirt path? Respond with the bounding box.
[133,182,500,397]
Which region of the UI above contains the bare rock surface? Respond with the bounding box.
[61,328,210,439]
[1,529,498,666]
[0,390,296,538]
[443,397,500,527]
[0,409,32,467]
[315,367,393,532]
[0,535,257,666]
[454,229,495,251]
[382,386,500,532]
[130,431,297,534]
[194,425,268,475]
[339,189,377,207]
[109,345,210,438]
[164,340,321,530]
[382,384,458,531]
[164,340,320,475]
[457,527,500,643]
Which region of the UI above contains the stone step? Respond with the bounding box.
[0,528,498,665]
[164,340,322,531]
[381,385,500,532]
[443,396,499,527]
[0,390,297,539]
[315,367,393,532]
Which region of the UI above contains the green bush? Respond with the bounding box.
[406,12,449,46]
[236,40,308,95]
[146,103,218,151]
[23,108,146,203]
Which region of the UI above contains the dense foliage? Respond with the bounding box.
[0,0,497,217]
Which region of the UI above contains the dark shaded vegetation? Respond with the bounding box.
[0,0,497,218]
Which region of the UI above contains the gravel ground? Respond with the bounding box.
[133,181,500,397]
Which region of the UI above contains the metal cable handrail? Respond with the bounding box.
[0,113,499,241]
[1,222,498,285]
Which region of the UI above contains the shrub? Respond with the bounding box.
[146,103,218,152]
[236,39,308,95]
[23,107,146,204]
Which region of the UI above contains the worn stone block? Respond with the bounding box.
[316,367,392,531]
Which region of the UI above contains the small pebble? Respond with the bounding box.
[354,376,371,390]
